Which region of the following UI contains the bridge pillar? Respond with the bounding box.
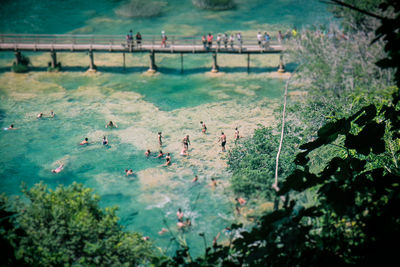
[88,51,96,71]
[247,54,250,74]
[50,51,57,68]
[277,54,285,73]
[211,53,219,73]
[148,51,157,73]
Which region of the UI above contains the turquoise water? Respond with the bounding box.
[0,0,331,257]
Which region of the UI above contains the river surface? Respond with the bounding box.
[0,0,331,256]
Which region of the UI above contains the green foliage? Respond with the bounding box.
[329,0,385,32]
[286,24,395,133]
[0,182,156,266]
[115,0,167,18]
[227,126,298,199]
[11,54,30,73]
[192,0,235,11]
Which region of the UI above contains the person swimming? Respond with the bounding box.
[102,136,108,145]
[164,153,171,166]
[50,110,55,118]
[106,121,117,128]
[5,124,16,130]
[37,112,43,119]
[210,177,217,187]
[180,147,189,156]
[145,149,151,157]
[80,138,89,145]
[155,150,164,158]
[158,228,168,235]
[192,175,198,182]
[52,163,64,173]
[125,169,134,176]
[177,208,184,220]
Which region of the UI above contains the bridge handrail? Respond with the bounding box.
[0,34,282,47]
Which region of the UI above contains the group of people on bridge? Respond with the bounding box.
[124,28,300,49]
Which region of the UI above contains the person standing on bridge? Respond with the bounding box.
[223,33,228,49]
[128,29,134,49]
[161,31,167,48]
[257,32,263,47]
[216,34,221,49]
[207,33,213,49]
[136,32,142,48]
[236,32,242,49]
[229,34,235,49]
[202,35,207,49]
[277,30,283,44]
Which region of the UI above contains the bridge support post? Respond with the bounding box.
[88,51,96,72]
[247,54,250,74]
[181,53,184,74]
[211,53,219,73]
[148,51,157,73]
[123,53,126,70]
[50,51,57,68]
[277,54,285,73]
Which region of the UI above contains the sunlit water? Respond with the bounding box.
[0,0,331,256]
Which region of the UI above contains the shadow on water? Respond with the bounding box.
[0,65,282,75]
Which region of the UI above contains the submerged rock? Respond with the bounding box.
[115,0,167,18]
[192,0,235,11]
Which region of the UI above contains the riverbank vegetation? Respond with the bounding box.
[0,183,158,266]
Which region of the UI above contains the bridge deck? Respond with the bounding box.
[0,34,283,54]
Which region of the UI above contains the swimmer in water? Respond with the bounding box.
[52,163,64,173]
[80,138,89,145]
[158,228,168,235]
[177,218,190,229]
[158,132,163,146]
[210,177,217,187]
[177,220,185,228]
[145,149,151,157]
[6,124,16,130]
[37,112,43,119]
[180,147,189,156]
[102,136,108,145]
[50,110,55,118]
[106,121,118,128]
[219,132,227,152]
[200,121,207,134]
[192,175,198,182]
[155,150,164,158]
[164,153,171,166]
[177,208,184,220]
[125,169,134,176]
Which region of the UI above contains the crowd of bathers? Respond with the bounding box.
[5,112,248,238]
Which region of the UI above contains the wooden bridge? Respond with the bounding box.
[0,34,285,73]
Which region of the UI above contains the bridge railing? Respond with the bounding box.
[0,34,283,48]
